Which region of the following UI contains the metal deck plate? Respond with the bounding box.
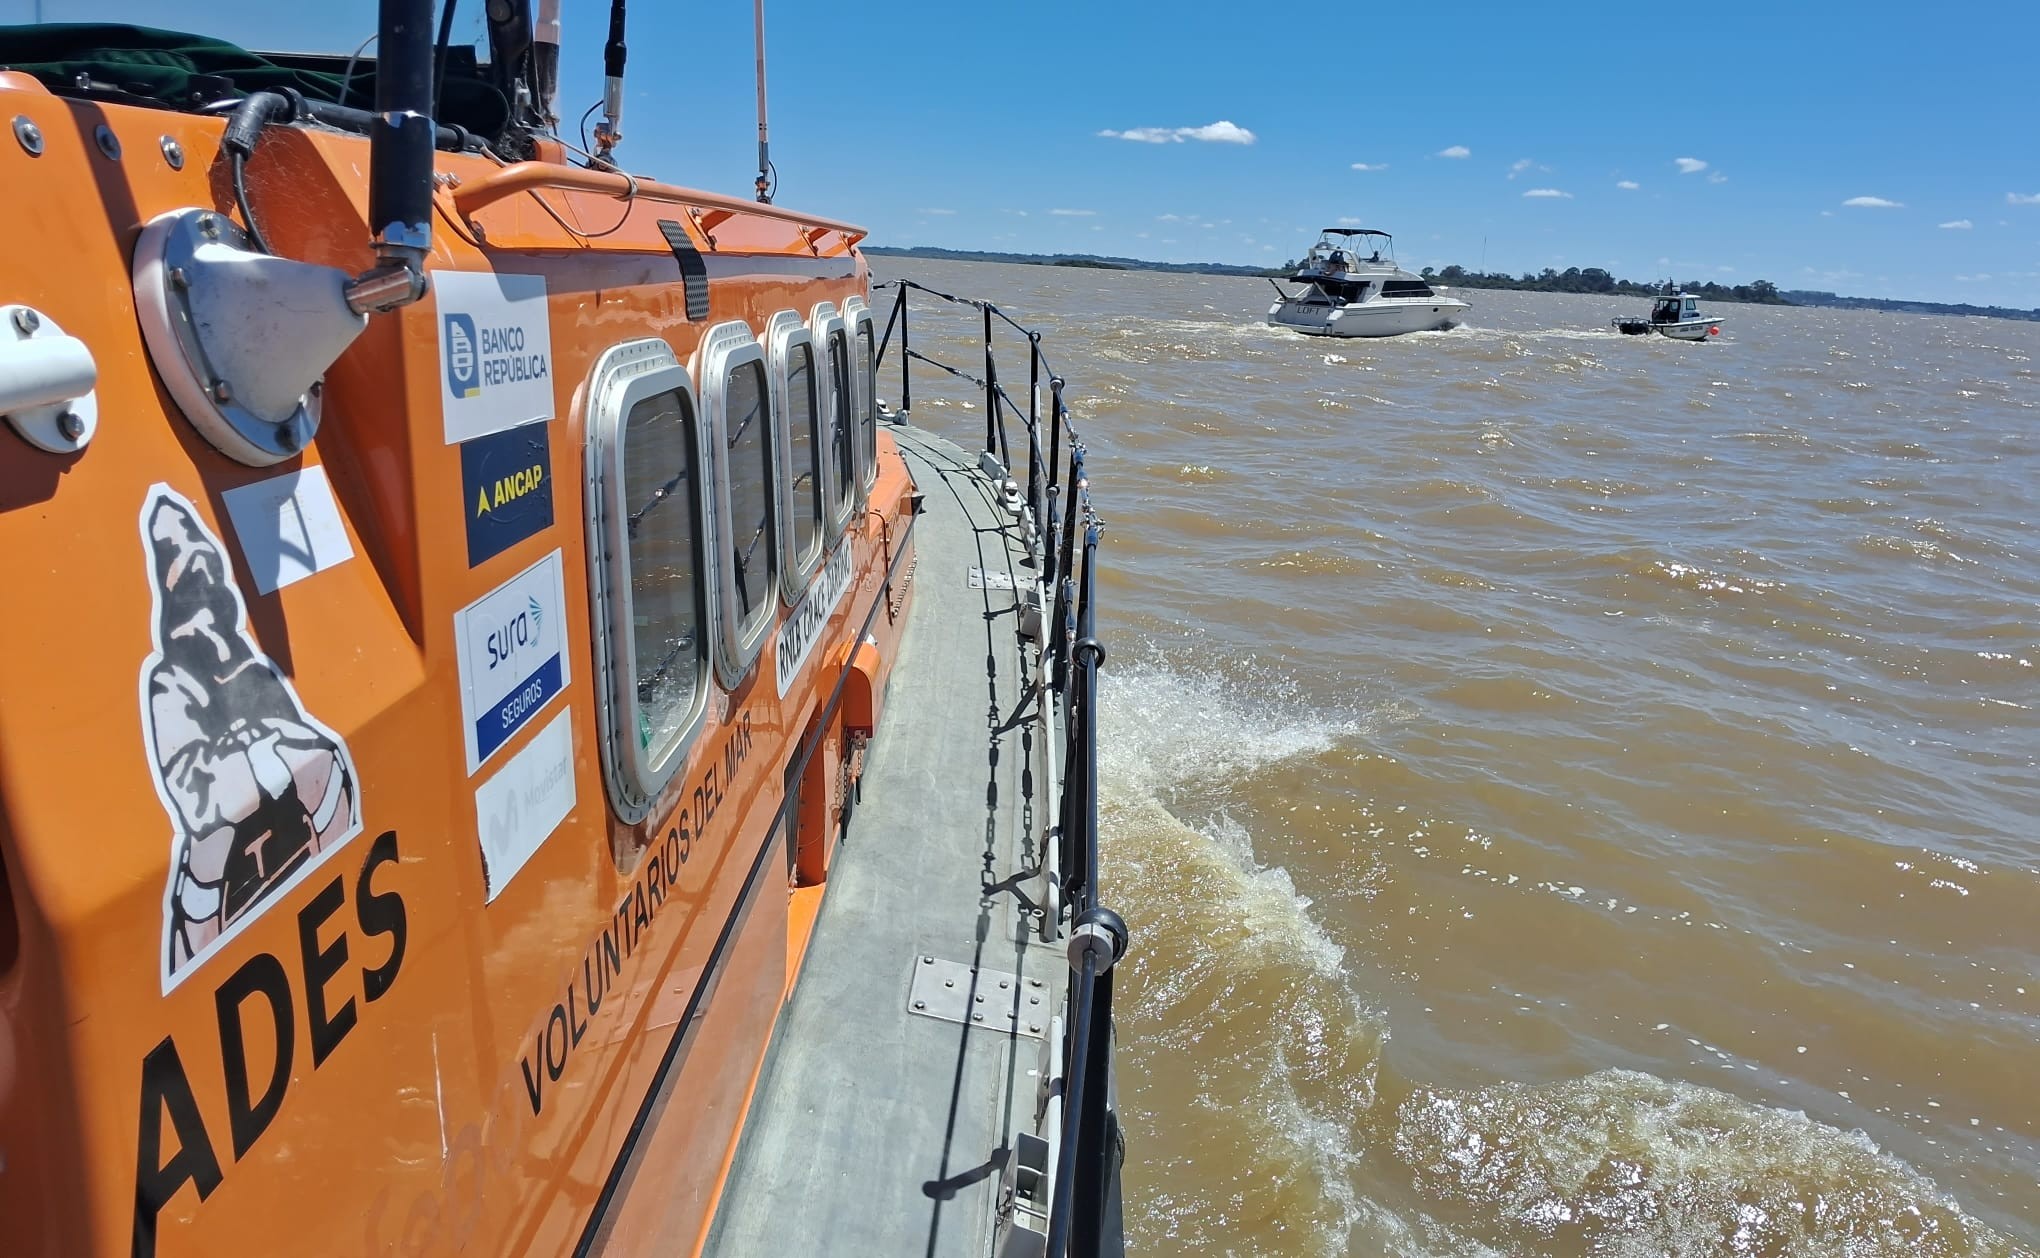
[967,567,1015,591]
[907,955,1047,1038]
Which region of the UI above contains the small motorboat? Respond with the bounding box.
[1267,227,1470,337]
[1614,284,1723,340]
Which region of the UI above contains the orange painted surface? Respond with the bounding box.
[0,78,913,1258]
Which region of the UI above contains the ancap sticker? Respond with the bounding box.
[455,549,571,773]
[460,420,554,567]
[219,464,355,595]
[436,270,555,445]
[137,484,364,992]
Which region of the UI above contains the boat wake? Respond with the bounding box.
[1100,650,2032,1257]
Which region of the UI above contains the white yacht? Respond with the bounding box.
[1266,227,1470,337]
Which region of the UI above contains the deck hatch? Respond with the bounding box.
[656,219,712,320]
[907,955,1048,1038]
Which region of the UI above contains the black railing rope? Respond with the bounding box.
[873,278,1122,1258]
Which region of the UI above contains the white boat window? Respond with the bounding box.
[825,327,855,527]
[840,296,877,502]
[860,324,877,477]
[699,320,778,688]
[785,343,823,566]
[584,338,712,823]
[808,303,854,543]
[764,309,825,602]
[625,389,706,750]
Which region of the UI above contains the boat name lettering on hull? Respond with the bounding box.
[132,831,409,1258]
[518,713,755,1116]
[775,542,855,697]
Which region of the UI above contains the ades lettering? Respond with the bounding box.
[133,830,409,1258]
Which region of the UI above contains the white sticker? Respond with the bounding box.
[436,271,555,444]
[219,465,356,594]
[775,542,855,697]
[474,706,575,902]
[455,549,571,773]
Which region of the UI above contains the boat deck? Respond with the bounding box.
[705,424,1064,1257]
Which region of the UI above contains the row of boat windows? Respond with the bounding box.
[589,301,878,822]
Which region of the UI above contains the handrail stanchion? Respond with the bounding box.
[899,284,912,416]
[1026,334,1045,542]
[1045,950,1098,1258]
[861,277,1127,1257]
[983,303,999,458]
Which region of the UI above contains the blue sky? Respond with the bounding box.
[12,1,2038,305]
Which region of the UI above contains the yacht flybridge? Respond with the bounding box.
[0,5,1128,1257]
[1267,227,1470,337]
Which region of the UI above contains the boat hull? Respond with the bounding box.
[1655,318,1721,341]
[1267,296,1470,338]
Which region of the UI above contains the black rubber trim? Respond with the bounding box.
[573,506,918,1256]
[657,219,712,322]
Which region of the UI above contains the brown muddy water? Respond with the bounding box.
[878,259,2038,1256]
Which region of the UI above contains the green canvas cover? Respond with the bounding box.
[0,23,507,135]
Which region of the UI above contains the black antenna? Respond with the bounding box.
[754,0,772,202]
[593,0,627,164]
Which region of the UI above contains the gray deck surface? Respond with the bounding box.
[706,425,1062,1258]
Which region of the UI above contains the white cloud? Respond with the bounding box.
[1674,157,1708,174]
[1939,219,1973,230]
[1954,273,1992,283]
[2008,192,2040,205]
[1523,188,1572,199]
[1843,195,1903,208]
[1336,216,1366,226]
[1706,171,1728,184]
[917,208,956,216]
[1098,120,1256,145]
[1819,210,1834,217]
[1616,180,1640,190]
[1002,209,1028,217]
[1351,162,1388,172]
[1508,158,1534,179]
[1049,208,1097,216]
[1437,145,1471,159]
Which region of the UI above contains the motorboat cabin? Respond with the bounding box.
[1267,227,1470,338]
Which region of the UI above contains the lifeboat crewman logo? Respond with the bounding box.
[445,312,481,398]
[137,485,363,990]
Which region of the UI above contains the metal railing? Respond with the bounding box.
[873,278,1128,1258]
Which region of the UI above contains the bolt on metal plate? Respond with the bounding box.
[907,955,1044,1038]
[967,567,1015,591]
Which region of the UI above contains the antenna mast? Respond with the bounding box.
[754,0,772,202]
